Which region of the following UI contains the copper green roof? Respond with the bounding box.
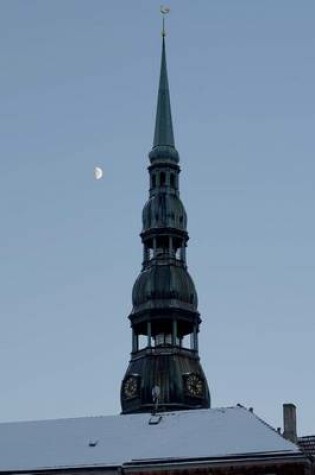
[153,36,174,148]
[150,36,179,162]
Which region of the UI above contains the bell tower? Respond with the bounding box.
[120,24,210,414]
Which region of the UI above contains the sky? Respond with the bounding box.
[0,0,314,436]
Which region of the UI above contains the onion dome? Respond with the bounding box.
[132,265,198,312]
[142,194,187,232]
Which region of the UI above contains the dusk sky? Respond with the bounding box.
[0,1,314,435]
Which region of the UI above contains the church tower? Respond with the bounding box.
[121,26,210,414]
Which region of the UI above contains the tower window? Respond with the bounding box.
[151,174,156,188]
[155,333,172,347]
[138,335,147,350]
[181,334,190,349]
[160,172,166,186]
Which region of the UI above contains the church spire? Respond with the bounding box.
[149,13,179,164]
[153,36,175,149]
[120,14,210,415]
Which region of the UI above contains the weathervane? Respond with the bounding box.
[160,5,170,37]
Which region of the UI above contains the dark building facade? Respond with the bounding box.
[120,34,210,414]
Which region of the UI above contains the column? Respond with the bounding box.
[147,321,152,347]
[143,244,149,263]
[180,244,186,262]
[193,325,198,352]
[172,319,177,346]
[132,329,138,353]
[169,236,173,256]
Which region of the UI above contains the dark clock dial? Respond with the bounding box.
[123,376,138,399]
[185,373,204,398]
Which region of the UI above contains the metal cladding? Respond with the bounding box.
[142,193,187,233]
[121,33,210,414]
[153,37,175,149]
[122,354,210,415]
[149,36,179,163]
[132,265,198,311]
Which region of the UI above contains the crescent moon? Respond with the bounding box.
[94,166,103,180]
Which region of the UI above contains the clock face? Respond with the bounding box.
[123,376,138,399]
[185,373,204,398]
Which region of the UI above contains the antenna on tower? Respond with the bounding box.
[160,5,170,37]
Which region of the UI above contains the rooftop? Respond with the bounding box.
[0,406,302,472]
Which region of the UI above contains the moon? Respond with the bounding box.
[94,166,103,180]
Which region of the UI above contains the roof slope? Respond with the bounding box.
[0,406,301,472]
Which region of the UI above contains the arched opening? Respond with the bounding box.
[160,171,166,186]
[155,235,170,258]
[138,334,147,350]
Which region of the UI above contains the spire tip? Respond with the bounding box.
[160,5,170,37]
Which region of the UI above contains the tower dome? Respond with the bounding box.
[142,193,187,232]
[132,264,198,312]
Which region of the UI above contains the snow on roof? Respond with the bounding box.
[0,406,300,472]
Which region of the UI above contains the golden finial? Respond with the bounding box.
[160,5,170,37]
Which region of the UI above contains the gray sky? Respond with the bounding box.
[0,0,314,435]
